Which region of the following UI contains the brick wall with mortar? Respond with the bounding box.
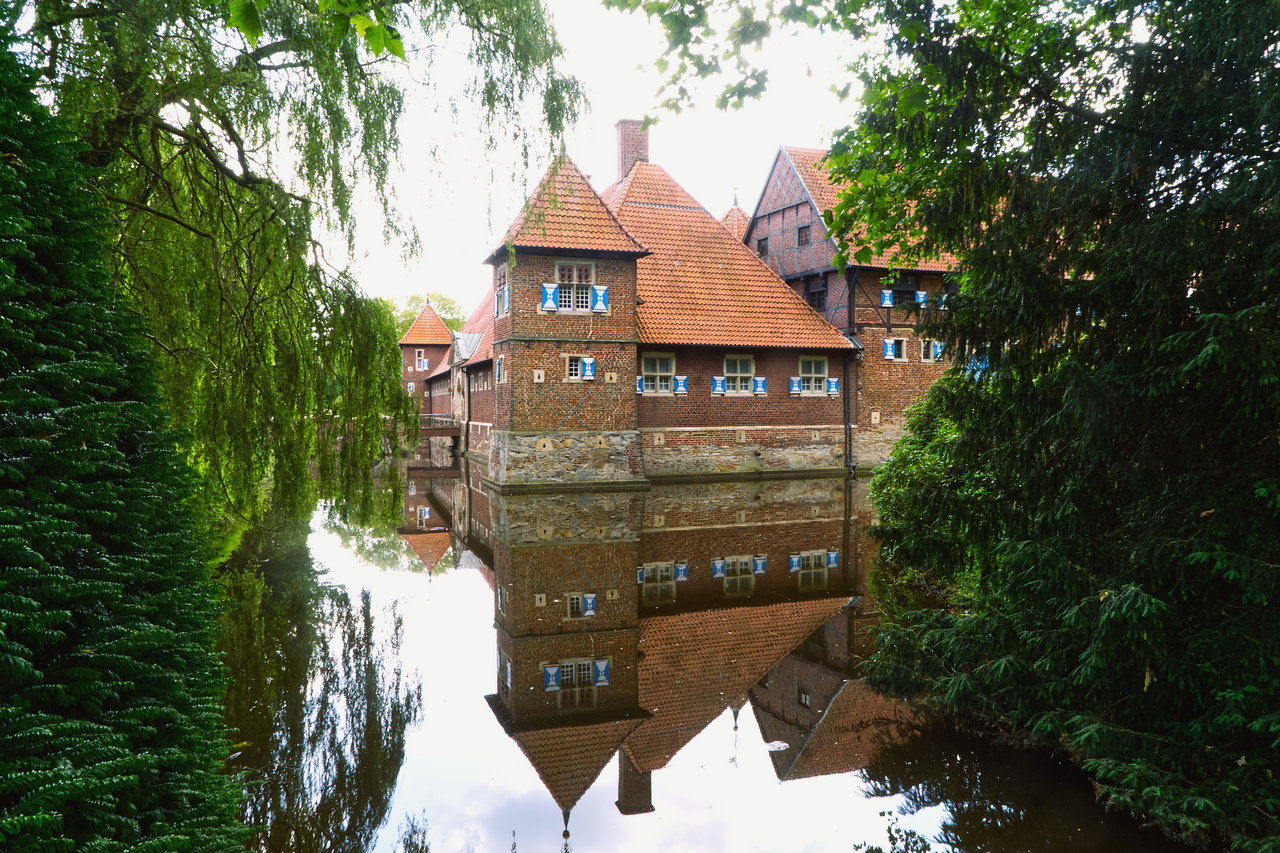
[400,342,450,404]
[495,254,640,353]
[615,119,649,182]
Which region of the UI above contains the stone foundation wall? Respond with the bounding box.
[851,422,905,471]
[489,429,642,485]
[640,424,846,476]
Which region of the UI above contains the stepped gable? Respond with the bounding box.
[622,596,848,773]
[398,302,454,346]
[781,146,954,273]
[604,162,852,349]
[510,717,646,813]
[488,155,648,262]
[720,204,750,241]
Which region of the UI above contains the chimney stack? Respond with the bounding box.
[616,119,649,182]
[615,750,655,815]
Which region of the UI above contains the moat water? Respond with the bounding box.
[219,478,1201,853]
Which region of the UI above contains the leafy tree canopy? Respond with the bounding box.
[635,0,1280,847]
[7,0,583,525]
[390,292,467,336]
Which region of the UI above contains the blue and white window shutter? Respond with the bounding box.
[582,357,596,380]
[673,375,689,395]
[932,340,945,360]
[674,561,689,581]
[494,291,499,316]
[884,339,895,360]
[711,376,727,395]
[712,558,726,578]
[543,663,561,691]
[583,593,597,617]
[503,286,510,313]
[881,289,893,307]
[591,285,609,312]
[636,375,644,394]
[916,290,927,304]
[826,377,840,395]
[637,567,645,583]
[789,553,801,572]
[505,660,513,689]
[826,550,840,568]
[789,376,802,395]
[593,660,610,687]
[752,376,767,395]
[752,555,767,575]
[541,283,558,311]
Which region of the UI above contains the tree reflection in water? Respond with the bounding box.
[219,519,423,853]
[859,724,1184,853]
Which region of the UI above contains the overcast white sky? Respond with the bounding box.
[343,2,864,317]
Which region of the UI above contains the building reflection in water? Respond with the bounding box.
[406,465,906,841]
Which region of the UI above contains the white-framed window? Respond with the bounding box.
[543,658,610,711]
[566,592,597,619]
[557,262,594,311]
[922,340,945,361]
[724,555,754,597]
[884,338,907,361]
[413,349,426,371]
[640,562,675,605]
[563,355,595,381]
[495,263,510,316]
[417,505,430,529]
[800,357,827,393]
[793,550,828,591]
[408,482,416,496]
[724,355,754,393]
[406,381,415,395]
[641,354,674,393]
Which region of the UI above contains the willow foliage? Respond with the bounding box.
[0,50,244,850]
[7,0,582,522]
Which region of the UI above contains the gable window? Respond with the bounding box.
[884,338,906,361]
[798,688,812,708]
[800,357,827,393]
[797,224,811,246]
[641,354,674,393]
[724,355,754,393]
[807,287,826,312]
[557,263,594,311]
[640,562,675,605]
[495,264,510,316]
[756,237,769,256]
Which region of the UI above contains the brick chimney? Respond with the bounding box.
[615,750,655,815]
[616,119,649,182]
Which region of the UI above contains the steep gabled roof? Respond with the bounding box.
[511,717,646,812]
[456,288,494,367]
[398,303,454,346]
[604,163,852,349]
[488,155,648,264]
[720,204,751,241]
[780,147,955,273]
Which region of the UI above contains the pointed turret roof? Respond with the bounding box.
[487,155,648,264]
[720,203,750,241]
[399,302,453,346]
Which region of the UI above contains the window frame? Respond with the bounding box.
[723,354,755,394]
[723,555,754,598]
[756,237,769,256]
[640,352,675,395]
[551,261,597,314]
[641,562,676,605]
[922,340,944,362]
[799,356,828,395]
[797,224,811,246]
[885,338,907,361]
[495,263,510,317]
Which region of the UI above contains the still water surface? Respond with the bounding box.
[219,478,1195,853]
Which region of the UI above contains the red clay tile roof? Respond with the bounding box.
[604,163,852,349]
[623,596,848,773]
[459,287,495,367]
[782,146,955,273]
[489,156,648,263]
[720,205,750,241]
[512,717,646,812]
[398,303,453,346]
[771,678,908,781]
[398,530,452,573]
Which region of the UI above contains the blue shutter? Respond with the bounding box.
[916,290,927,304]
[543,664,561,691]
[933,341,945,360]
[826,377,840,395]
[789,376,802,395]
[505,660,513,689]
[637,567,645,583]
[592,285,609,312]
[789,553,801,572]
[636,375,644,394]
[881,289,893,307]
[884,339,895,360]
[673,375,688,395]
[675,561,689,581]
[712,558,726,578]
[752,376,767,395]
[593,659,610,687]
[826,550,839,568]
[583,593,597,617]
[582,357,596,380]
[541,283,558,311]
[752,555,767,575]
[494,291,499,316]
[503,286,510,313]
[712,376,726,395]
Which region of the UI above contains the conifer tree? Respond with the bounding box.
[0,49,243,851]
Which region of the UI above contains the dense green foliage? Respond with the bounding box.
[0,50,243,851]
[634,0,1280,846]
[9,0,582,522]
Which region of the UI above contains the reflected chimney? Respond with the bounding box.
[615,750,655,815]
[616,119,649,182]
